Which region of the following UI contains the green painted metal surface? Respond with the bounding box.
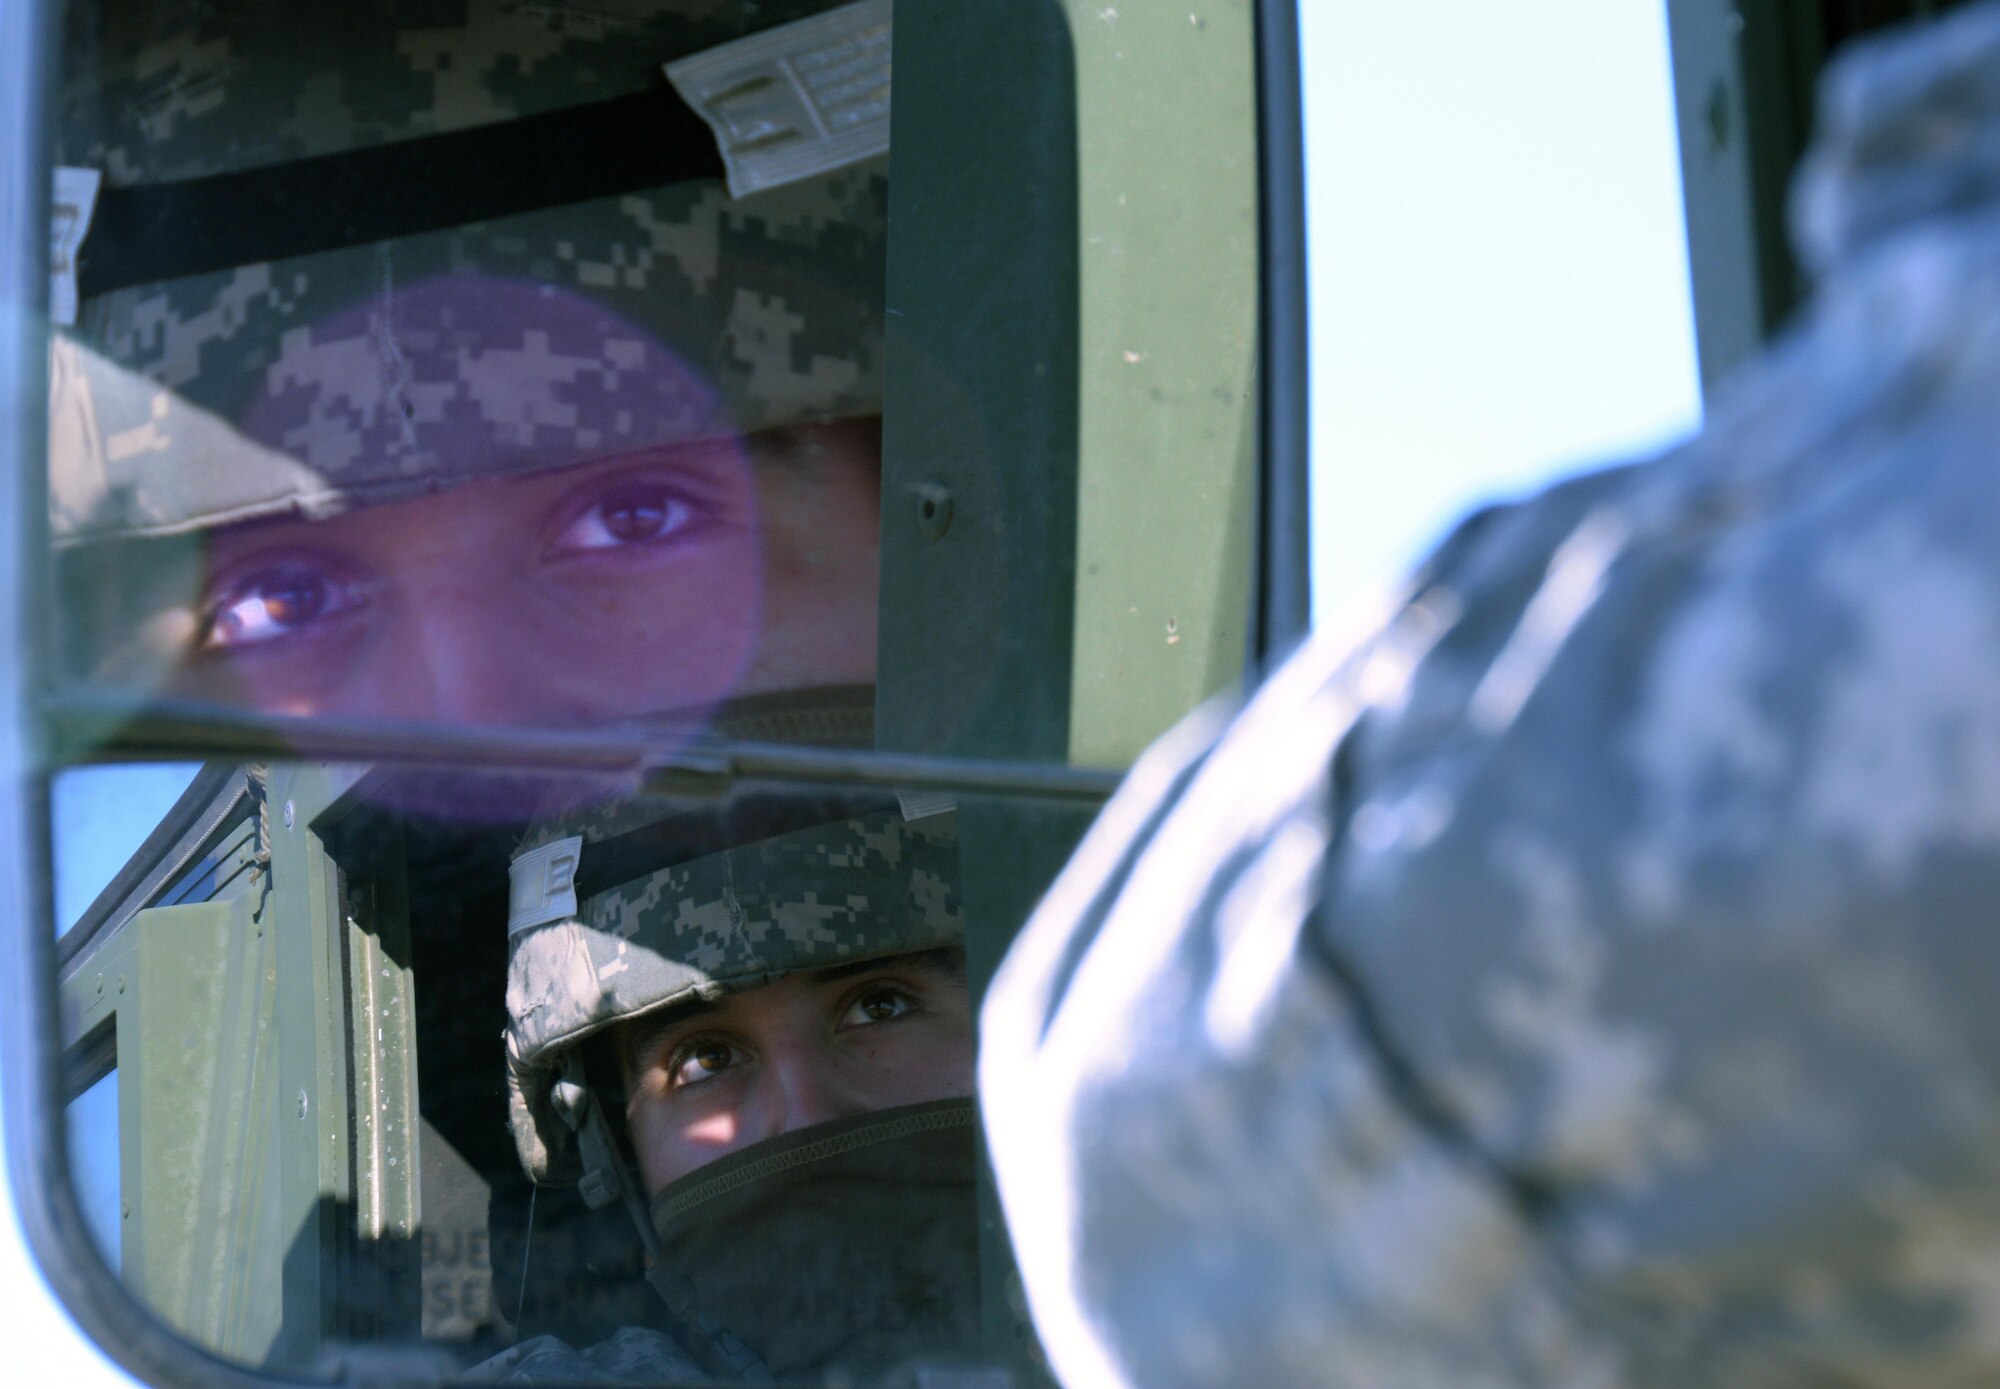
[62,895,289,1364]
[878,0,1081,765]
[264,763,354,1364]
[338,821,422,1345]
[264,762,424,1355]
[1063,0,1259,768]
[1669,0,1980,389]
[879,7,1259,1380]
[53,764,429,1369]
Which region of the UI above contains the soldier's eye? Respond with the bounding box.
[841,986,915,1028]
[200,559,372,650]
[667,1039,737,1089]
[545,483,701,556]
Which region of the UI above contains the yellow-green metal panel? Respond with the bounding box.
[112,897,287,1363]
[1065,0,1260,767]
[339,823,423,1342]
[263,761,425,1352]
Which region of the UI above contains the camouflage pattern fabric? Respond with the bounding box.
[508,808,962,1184]
[464,1324,706,1384]
[648,1100,984,1384]
[51,0,885,545]
[981,8,2000,1388]
[471,1102,985,1385]
[57,0,836,180]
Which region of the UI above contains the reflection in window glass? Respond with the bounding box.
[50,0,887,744]
[1303,0,1703,618]
[451,784,987,1380]
[51,763,201,933]
[65,1068,120,1274]
[43,752,1084,1380]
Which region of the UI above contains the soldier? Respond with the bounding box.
[981,5,2000,1388]
[49,0,887,731]
[475,796,985,1384]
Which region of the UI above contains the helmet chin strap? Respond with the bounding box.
[551,1052,773,1385]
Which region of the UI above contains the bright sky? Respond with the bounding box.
[0,765,199,1381]
[51,764,204,932]
[4,2,1706,1377]
[1301,0,1703,619]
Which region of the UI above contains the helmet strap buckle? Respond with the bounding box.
[553,1052,774,1384]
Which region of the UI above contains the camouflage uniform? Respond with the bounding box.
[505,796,963,1187]
[981,8,2000,1388]
[469,1325,706,1385]
[497,790,977,1384]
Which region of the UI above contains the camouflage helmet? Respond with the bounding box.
[50,0,887,547]
[504,788,962,1185]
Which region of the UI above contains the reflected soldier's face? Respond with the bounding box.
[619,948,973,1192]
[157,418,880,727]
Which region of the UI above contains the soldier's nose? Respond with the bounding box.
[764,1046,868,1137]
[382,583,565,726]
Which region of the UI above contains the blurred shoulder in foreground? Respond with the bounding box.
[981,7,2000,1387]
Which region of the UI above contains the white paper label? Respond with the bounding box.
[50,167,103,327]
[508,835,584,936]
[666,0,890,199]
[896,791,958,823]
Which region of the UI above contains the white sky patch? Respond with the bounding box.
[0,1146,136,1389]
[1303,0,1702,618]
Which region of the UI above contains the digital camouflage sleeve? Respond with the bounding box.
[465,1326,704,1384]
[981,7,2000,1388]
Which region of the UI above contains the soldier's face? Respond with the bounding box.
[619,948,974,1192]
[152,419,879,726]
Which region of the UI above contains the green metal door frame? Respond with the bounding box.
[1667,0,1975,390]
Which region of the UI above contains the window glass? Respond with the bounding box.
[48,757,1095,1381]
[50,0,894,748]
[32,0,1250,1382]
[64,1067,121,1273]
[1302,0,1703,619]
[46,0,1259,773]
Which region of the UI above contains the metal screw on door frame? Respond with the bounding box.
[1706,79,1730,153]
[914,483,954,540]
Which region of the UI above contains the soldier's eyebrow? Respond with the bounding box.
[805,946,965,987]
[620,997,722,1074]
[620,949,966,1076]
